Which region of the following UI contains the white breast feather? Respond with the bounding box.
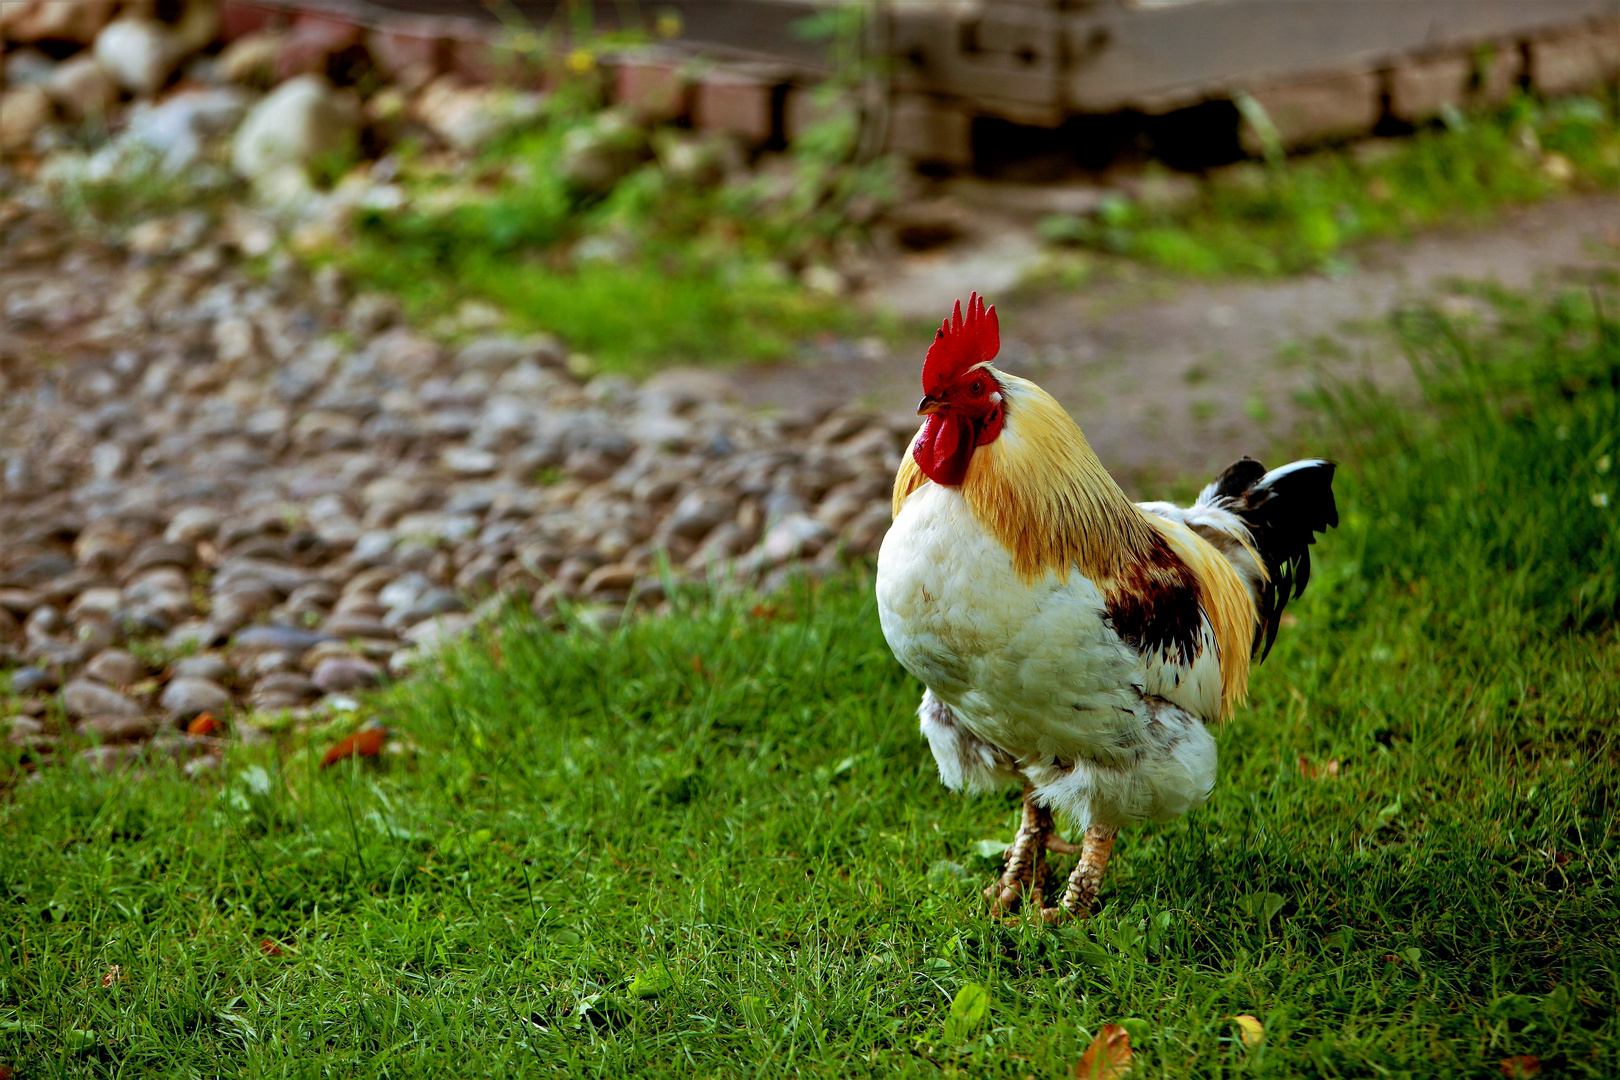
[877,482,1222,828]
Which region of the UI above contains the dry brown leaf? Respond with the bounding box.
[1296,757,1341,779]
[100,965,124,987]
[1499,1055,1540,1078]
[1075,1022,1132,1079]
[320,724,387,768]
[259,938,284,957]
[1232,1014,1263,1048]
[187,712,223,736]
[0,1064,15,1080]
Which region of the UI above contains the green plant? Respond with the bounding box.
[1039,93,1620,279]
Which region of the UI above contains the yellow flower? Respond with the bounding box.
[655,12,683,38]
[567,48,595,74]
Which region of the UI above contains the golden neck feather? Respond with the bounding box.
[892,371,1158,582]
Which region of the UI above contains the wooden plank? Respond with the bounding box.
[1062,0,1620,114]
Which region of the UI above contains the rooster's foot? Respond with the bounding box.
[985,784,1054,916]
[1054,824,1118,918]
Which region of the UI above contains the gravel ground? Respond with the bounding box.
[0,176,910,778]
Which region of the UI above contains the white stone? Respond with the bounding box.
[94,16,182,97]
[0,85,52,153]
[231,75,358,182]
[47,54,120,119]
[92,86,247,176]
[411,77,546,154]
[441,446,498,476]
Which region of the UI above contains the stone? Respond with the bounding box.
[0,86,52,154]
[442,446,498,475]
[5,552,74,588]
[322,612,394,639]
[68,587,123,622]
[411,77,546,154]
[165,506,221,545]
[557,109,650,195]
[346,292,400,337]
[46,54,120,120]
[2,0,117,45]
[94,16,182,97]
[85,648,142,685]
[385,588,465,628]
[97,87,248,175]
[62,679,143,719]
[761,513,832,564]
[8,667,56,695]
[160,676,231,719]
[128,541,196,573]
[231,74,359,182]
[4,47,55,87]
[252,671,318,701]
[218,31,282,87]
[312,654,382,692]
[581,562,638,596]
[78,715,156,742]
[234,625,332,653]
[402,613,475,652]
[667,488,737,541]
[455,334,564,373]
[172,653,231,682]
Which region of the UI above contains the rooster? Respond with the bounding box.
[876,294,1337,921]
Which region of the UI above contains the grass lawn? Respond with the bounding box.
[3,283,1617,1076]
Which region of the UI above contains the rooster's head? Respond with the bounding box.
[914,292,1005,486]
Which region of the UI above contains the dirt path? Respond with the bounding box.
[725,192,1620,489]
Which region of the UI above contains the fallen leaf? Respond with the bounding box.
[99,965,124,987]
[259,939,283,957]
[1075,1022,1132,1079]
[942,982,990,1043]
[1499,1054,1541,1078]
[0,1064,15,1079]
[320,724,387,768]
[1232,1013,1263,1048]
[1296,757,1341,779]
[188,712,223,736]
[972,839,1009,859]
[628,963,676,998]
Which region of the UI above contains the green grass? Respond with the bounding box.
[3,281,1619,1076]
[330,101,893,374]
[1040,94,1620,278]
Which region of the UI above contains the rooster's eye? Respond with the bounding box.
[970,381,984,396]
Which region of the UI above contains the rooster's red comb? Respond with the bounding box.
[922,292,999,394]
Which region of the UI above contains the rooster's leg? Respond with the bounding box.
[1041,824,1118,921]
[985,783,1053,915]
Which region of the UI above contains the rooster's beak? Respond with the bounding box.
[916,395,945,416]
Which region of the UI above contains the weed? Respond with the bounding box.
[1041,94,1620,279]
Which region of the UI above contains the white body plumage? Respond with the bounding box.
[876,481,1220,831]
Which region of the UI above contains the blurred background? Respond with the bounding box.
[0,0,1617,731]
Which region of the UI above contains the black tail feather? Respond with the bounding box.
[1211,457,1339,660]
